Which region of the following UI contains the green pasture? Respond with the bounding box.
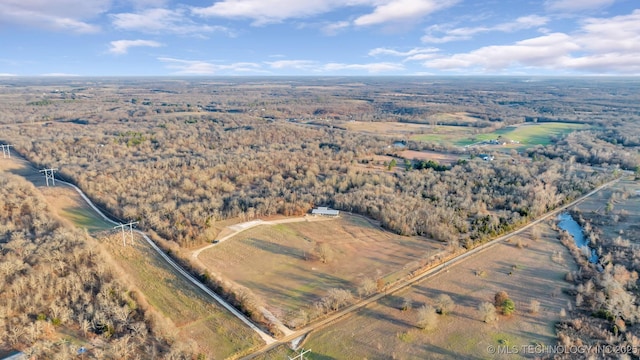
[61,206,113,233]
[412,122,588,148]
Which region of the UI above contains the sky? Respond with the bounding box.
[1,0,639,76]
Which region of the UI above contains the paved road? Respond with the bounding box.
[240,175,623,359]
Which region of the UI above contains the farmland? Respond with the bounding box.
[198,214,443,327]
[302,225,576,359]
[411,122,588,148]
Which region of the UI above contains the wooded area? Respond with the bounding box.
[2,77,636,248]
[0,172,193,359]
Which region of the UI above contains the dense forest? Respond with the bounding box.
[2,77,637,249]
[0,172,194,359]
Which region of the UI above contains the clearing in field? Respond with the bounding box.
[303,223,576,359]
[569,178,640,241]
[398,150,462,164]
[198,214,443,326]
[98,235,263,359]
[412,122,587,148]
[340,120,447,136]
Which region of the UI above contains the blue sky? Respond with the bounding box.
[1,0,639,76]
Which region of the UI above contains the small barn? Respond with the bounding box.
[312,207,339,216]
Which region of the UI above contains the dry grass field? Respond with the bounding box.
[571,178,640,239]
[340,121,445,136]
[302,224,576,359]
[398,150,462,164]
[198,214,443,326]
[98,235,263,359]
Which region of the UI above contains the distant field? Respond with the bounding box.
[304,224,576,359]
[341,120,437,136]
[464,122,588,146]
[198,214,443,326]
[398,150,462,164]
[426,112,480,124]
[412,122,588,148]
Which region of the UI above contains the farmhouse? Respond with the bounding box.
[312,207,340,216]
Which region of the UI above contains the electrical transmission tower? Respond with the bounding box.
[39,168,58,186]
[288,348,310,360]
[0,144,13,158]
[114,221,139,246]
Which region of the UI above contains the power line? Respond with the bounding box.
[288,348,310,360]
[39,168,58,186]
[0,144,13,158]
[114,221,139,246]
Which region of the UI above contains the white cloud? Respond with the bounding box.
[158,57,263,75]
[192,0,456,27]
[266,60,318,70]
[111,8,231,35]
[545,0,615,12]
[424,10,640,74]
[0,73,18,77]
[109,40,163,54]
[322,62,405,73]
[422,15,549,43]
[41,73,80,76]
[354,0,458,27]
[191,0,345,25]
[369,47,440,62]
[322,21,350,35]
[0,0,108,33]
[425,33,579,71]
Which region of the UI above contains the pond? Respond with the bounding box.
[557,212,599,263]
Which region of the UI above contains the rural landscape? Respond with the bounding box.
[1,76,639,359]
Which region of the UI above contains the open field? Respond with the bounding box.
[302,224,576,359]
[98,235,263,358]
[462,122,589,146]
[570,178,640,241]
[340,120,446,136]
[398,150,462,164]
[40,186,114,232]
[198,214,443,326]
[412,122,588,148]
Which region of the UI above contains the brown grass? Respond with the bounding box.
[198,214,443,325]
[398,150,461,164]
[303,223,576,359]
[341,121,438,136]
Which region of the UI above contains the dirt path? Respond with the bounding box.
[191,215,336,259]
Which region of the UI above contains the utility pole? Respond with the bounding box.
[288,348,311,360]
[0,144,13,158]
[39,168,58,186]
[114,221,139,246]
